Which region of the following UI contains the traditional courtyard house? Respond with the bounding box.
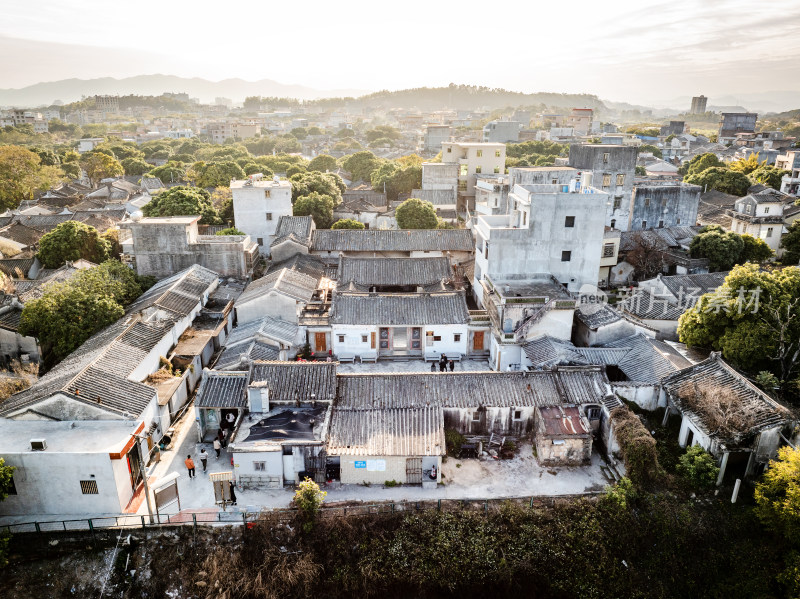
[336,256,454,292]
[616,289,685,340]
[194,370,250,442]
[0,265,220,516]
[661,353,794,484]
[572,304,644,347]
[534,405,592,466]
[234,267,320,325]
[228,362,336,487]
[215,316,300,370]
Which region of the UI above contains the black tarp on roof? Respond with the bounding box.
[242,407,326,442]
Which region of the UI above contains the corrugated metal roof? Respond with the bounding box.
[328,406,445,456]
[330,291,469,325]
[250,361,338,402]
[311,229,474,252]
[196,371,249,408]
[538,406,590,437]
[337,257,453,287]
[336,368,610,409]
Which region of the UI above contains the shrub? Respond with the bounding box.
[676,445,719,489]
[603,477,636,509]
[292,477,327,532]
[445,428,466,456]
[611,406,662,487]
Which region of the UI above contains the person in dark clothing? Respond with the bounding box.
[439,360,446,372]
[449,360,455,372]
[431,361,436,372]
[229,481,237,505]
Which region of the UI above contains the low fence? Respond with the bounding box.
[1,492,601,536]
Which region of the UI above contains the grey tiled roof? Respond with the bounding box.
[270,216,314,248]
[226,316,299,348]
[523,336,629,368]
[237,268,319,305]
[0,258,35,278]
[196,371,249,408]
[128,265,219,317]
[330,291,469,325]
[328,406,445,456]
[216,341,279,371]
[311,229,474,253]
[337,256,453,287]
[250,361,338,402]
[574,304,622,330]
[662,353,792,446]
[604,334,692,384]
[336,368,610,409]
[266,254,328,281]
[659,271,729,301]
[618,290,685,320]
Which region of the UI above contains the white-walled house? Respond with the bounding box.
[0,265,220,516]
[235,268,320,325]
[231,174,293,254]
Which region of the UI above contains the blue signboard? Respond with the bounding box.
[354,460,366,469]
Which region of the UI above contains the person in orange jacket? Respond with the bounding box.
[184,455,196,479]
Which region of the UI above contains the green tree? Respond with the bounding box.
[729,153,764,175]
[395,198,438,229]
[210,187,234,224]
[80,152,124,184]
[290,127,308,140]
[0,146,64,211]
[148,161,186,183]
[331,218,365,230]
[371,163,422,202]
[781,220,800,265]
[689,226,744,271]
[365,126,401,143]
[684,167,751,196]
[0,458,14,502]
[676,445,719,489]
[749,165,789,190]
[755,446,800,538]
[191,161,246,188]
[142,186,222,224]
[740,233,775,264]
[307,154,338,173]
[36,221,111,268]
[678,263,800,386]
[342,151,382,182]
[638,144,663,159]
[679,152,724,176]
[121,157,151,176]
[216,227,245,235]
[293,192,335,229]
[291,171,344,204]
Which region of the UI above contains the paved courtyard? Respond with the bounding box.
[337,358,493,374]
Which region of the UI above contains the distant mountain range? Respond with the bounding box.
[0,74,369,107]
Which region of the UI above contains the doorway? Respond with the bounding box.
[221,408,238,430]
[314,332,327,353]
[393,327,408,350]
[127,447,143,491]
[473,331,484,352]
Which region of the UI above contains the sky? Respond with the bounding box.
[1,0,799,106]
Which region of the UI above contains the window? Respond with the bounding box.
[658,220,664,228]
[513,410,522,420]
[460,165,468,177]
[522,211,527,226]
[447,147,452,153]
[494,167,501,174]
[603,152,610,163]
[764,207,770,214]
[495,150,501,157]
[661,198,668,207]
[361,335,368,343]
[602,174,611,187]
[603,243,615,257]
[257,237,263,245]
[677,218,681,224]
[476,149,483,157]
[454,334,461,342]
[767,227,774,238]
[80,480,99,495]
[475,166,482,174]
[7,476,16,495]
[613,196,621,210]
[551,178,558,184]
[644,197,651,207]
[264,190,271,198]
[472,411,480,422]
[253,461,266,472]
[434,335,442,341]
[282,446,293,456]
[745,204,751,214]
[610,219,616,229]
[266,213,273,221]
[586,407,601,420]
[561,250,572,262]
[337,335,345,343]
[494,198,498,207]
[642,221,647,229]
[616,174,625,186]
[564,216,575,227]
[484,242,489,259]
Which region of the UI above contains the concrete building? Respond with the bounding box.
[566,108,593,135]
[483,120,521,143]
[474,174,510,216]
[568,144,637,230]
[473,179,609,294]
[120,216,258,278]
[422,125,451,153]
[728,187,792,256]
[94,95,120,114]
[410,162,459,217]
[776,150,800,197]
[535,406,592,466]
[441,142,506,212]
[231,174,293,254]
[628,182,702,231]
[660,121,686,136]
[718,113,757,144]
[690,95,708,114]
[207,122,260,144]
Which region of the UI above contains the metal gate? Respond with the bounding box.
[406,457,422,484]
[303,448,327,483]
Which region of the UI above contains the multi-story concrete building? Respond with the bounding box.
[94,95,119,114]
[474,174,510,216]
[482,120,521,143]
[568,144,637,230]
[472,177,609,296]
[207,122,260,144]
[422,125,451,153]
[718,113,757,144]
[777,150,800,196]
[690,95,708,114]
[566,108,593,135]
[728,188,794,256]
[660,121,686,136]
[628,182,702,231]
[119,216,258,278]
[231,174,293,254]
[410,162,459,216]
[441,142,506,212]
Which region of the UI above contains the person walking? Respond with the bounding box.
[199,448,209,473]
[430,361,436,372]
[222,428,229,447]
[185,455,196,479]
[213,438,221,459]
[229,481,237,506]
[449,359,455,372]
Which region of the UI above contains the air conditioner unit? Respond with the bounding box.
[30,439,47,451]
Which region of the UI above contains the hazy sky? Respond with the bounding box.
[1,0,799,105]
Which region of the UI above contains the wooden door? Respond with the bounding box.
[473,331,484,351]
[370,332,376,349]
[314,332,327,353]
